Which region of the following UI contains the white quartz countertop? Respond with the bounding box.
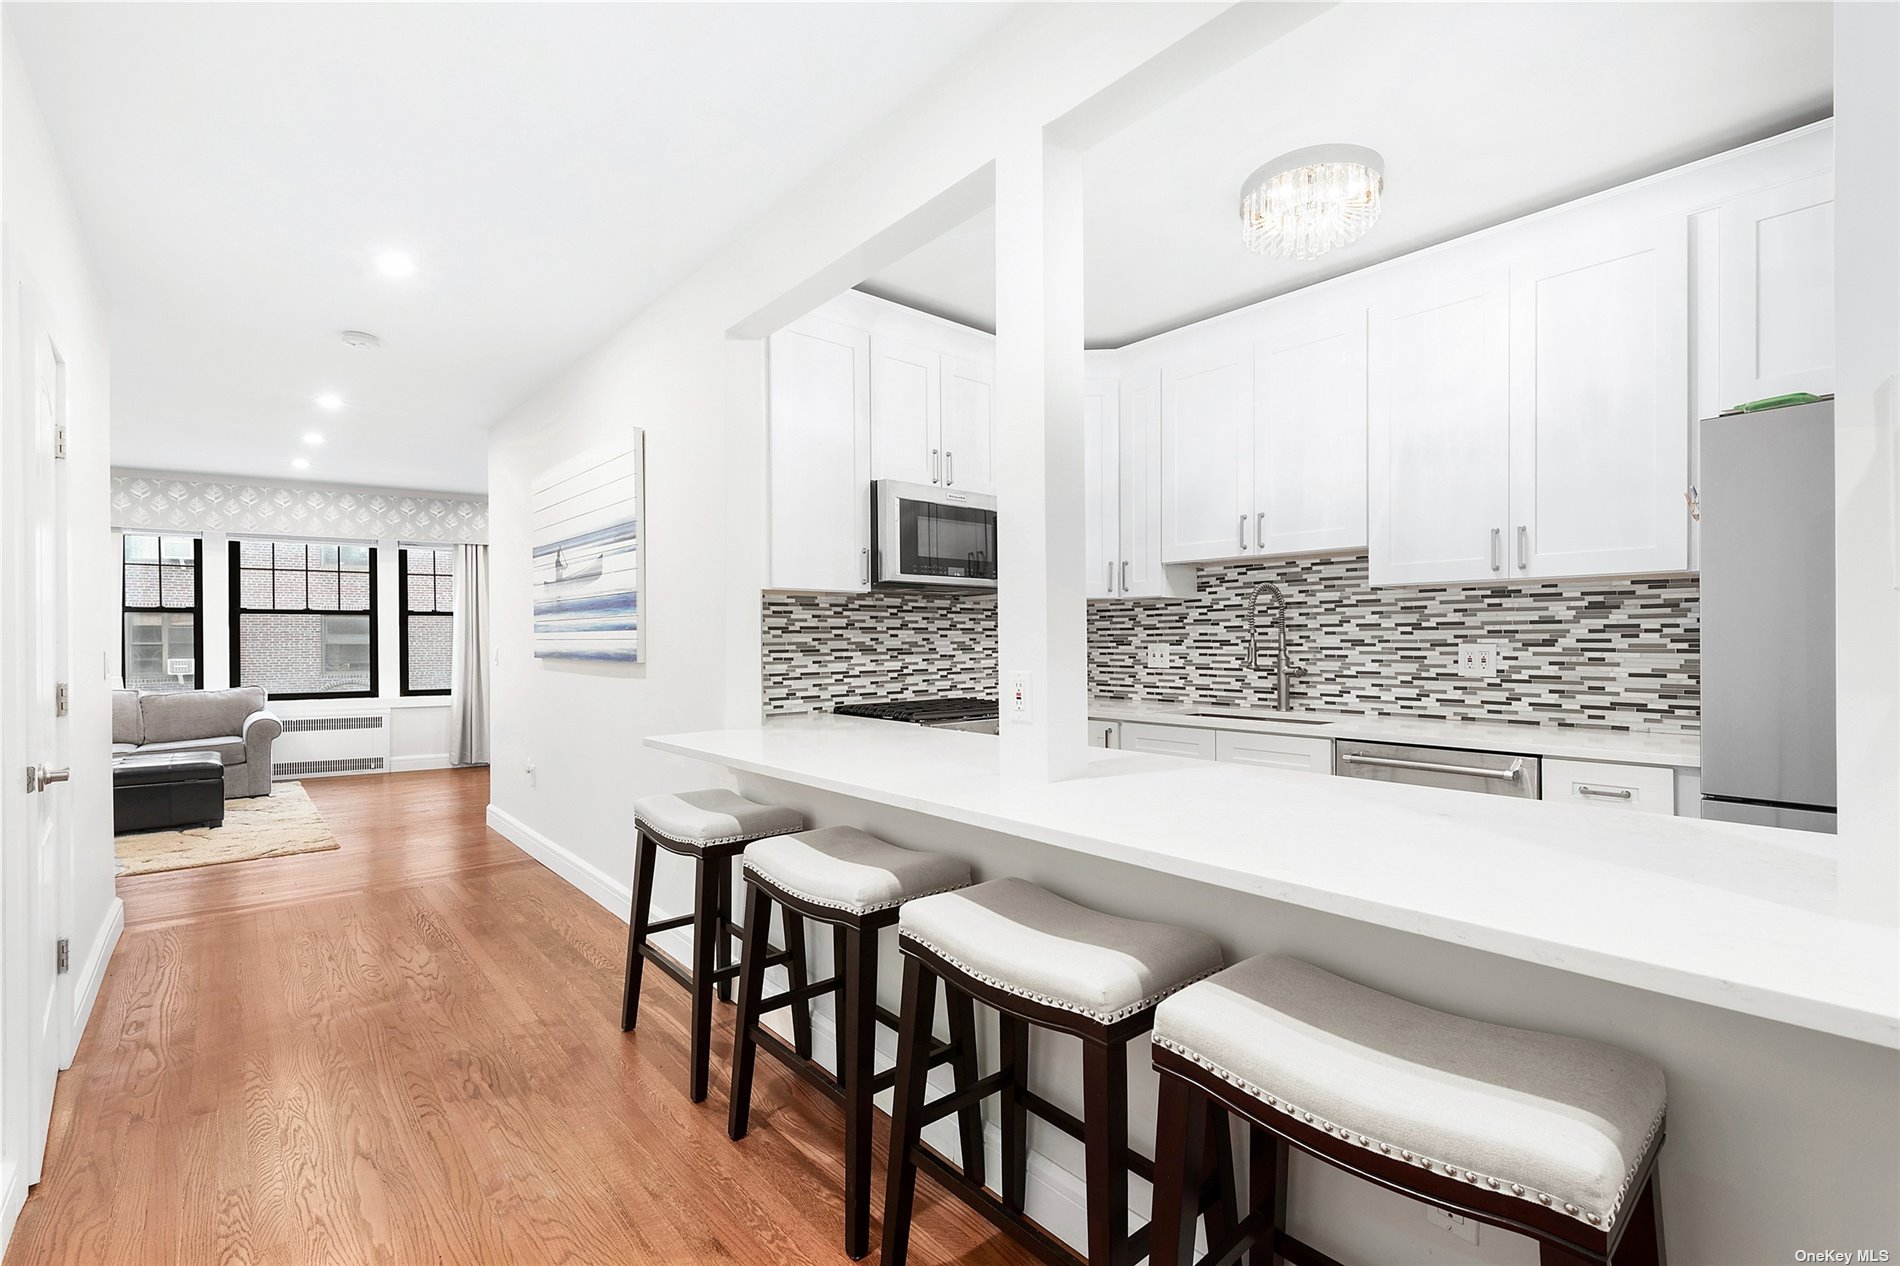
[650,715,1897,1048]
[1087,698,1702,767]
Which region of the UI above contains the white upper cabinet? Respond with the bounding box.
[768,315,872,592]
[1508,218,1690,578]
[870,335,941,486]
[1717,171,1834,409]
[1254,293,1369,556]
[1084,376,1121,598]
[1112,366,1196,598]
[1367,264,1512,584]
[939,354,996,494]
[1160,338,1255,562]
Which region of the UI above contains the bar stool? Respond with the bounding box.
[620,789,806,1102]
[881,878,1230,1266]
[728,825,979,1260]
[1148,954,1668,1266]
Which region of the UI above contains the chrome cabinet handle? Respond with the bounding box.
[1256,512,1265,552]
[1238,515,1248,550]
[931,449,941,483]
[1577,785,1634,801]
[1106,562,1115,591]
[945,451,954,486]
[861,547,869,585]
[1121,560,1130,592]
[1341,753,1524,781]
[1517,525,1529,570]
[1490,527,1502,572]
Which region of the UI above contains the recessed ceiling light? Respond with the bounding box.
[373,249,417,279]
[315,392,345,410]
[292,457,311,470]
[303,432,325,446]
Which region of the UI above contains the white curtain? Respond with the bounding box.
[448,543,490,766]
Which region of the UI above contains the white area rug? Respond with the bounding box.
[115,781,340,877]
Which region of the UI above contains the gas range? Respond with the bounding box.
[831,697,1000,734]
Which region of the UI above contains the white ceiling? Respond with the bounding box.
[5,2,1024,494]
[861,2,1834,348]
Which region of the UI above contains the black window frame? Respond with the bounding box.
[397,545,453,698]
[120,533,205,691]
[228,539,380,701]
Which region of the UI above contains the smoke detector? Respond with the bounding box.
[339,330,382,350]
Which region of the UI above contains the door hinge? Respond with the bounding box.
[56,938,70,974]
[53,424,69,460]
[55,681,70,717]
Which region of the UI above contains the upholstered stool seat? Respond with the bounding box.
[632,788,805,849]
[1148,953,1669,1266]
[898,877,1224,1024]
[744,826,973,915]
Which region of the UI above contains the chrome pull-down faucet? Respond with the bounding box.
[1246,580,1306,711]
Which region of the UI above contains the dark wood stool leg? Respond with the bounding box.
[1201,1100,1239,1260]
[831,924,850,1091]
[879,955,939,1266]
[688,852,722,1103]
[1248,1123,1289,1266]
[1611,1172,1666,1266]
[1151,1072,1209,1266]
[997,1013,1030,1215]
[620,829,658,1032]
[839,925,879,1260]
[1080,1038,1130,1266]
[727,882,775,1140]
[714,854,736,1003]
[945,986,987,1190]
[1539,1245,1602,1266]
[781,906,815,1060]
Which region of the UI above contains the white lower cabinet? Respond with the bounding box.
[1117,721,1217,760]
[1541,758,1675,816]
[1088,719,1121,749]
[1215,730,1332,773]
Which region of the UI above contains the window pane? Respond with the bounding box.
[310,543,339,569]
[159,537,195,564]
[239,568,273,608]
[406,612,452,692]
[307,571,339,610]
[237,613,370,694]
[339,545,370,572]
[436,573,455,611]
[123,534,159,563]
[124,612,197,691]
[160,564,194,608]
[124,563,160,606]
[239,539,273,567]
[406,573,434,612]
[273,542,306,568]
[436,548,455,575]
[320,614,373,692]
[275,569,307,609]
[339,572,370,609]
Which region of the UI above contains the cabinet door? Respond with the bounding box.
[767,316,872,591]
[870,335,941,485]
[1509,219,1690,578]
[1087,719,1121,749]
[1255,297,1368,556]
[1215,730,1332,773]
[1118,368,1172,595]
[1717,171,1834,408]
[1084,377,1121,598]
[1367,266,1511,585]
[1160,341,1255,563]
[940,354,995,494]
[1118,722,1217,760]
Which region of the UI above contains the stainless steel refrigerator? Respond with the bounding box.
[1698,399,1837,832]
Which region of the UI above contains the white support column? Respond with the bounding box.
[994,130,1088,782]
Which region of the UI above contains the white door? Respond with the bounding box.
[1367,265,1511,585]
[1717,171,1834,409]
[1,271,72,1194]
[1160,340,1254,563]
[767,316,872,591]
[1117,367,1171,596]
[939,354,995,495]
[1509,218,1690,579]
[1254,295,1368,556]
[1083,377,1121,598]
[870,335,941,485]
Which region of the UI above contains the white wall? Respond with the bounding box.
[0,19,120,1243]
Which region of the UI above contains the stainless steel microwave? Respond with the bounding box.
[871,480,997,590]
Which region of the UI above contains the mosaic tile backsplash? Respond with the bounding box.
[761,553,1699,733]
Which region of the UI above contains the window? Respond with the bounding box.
[230,539,377,699]
[121,534,202,691]
[399,546,455,696]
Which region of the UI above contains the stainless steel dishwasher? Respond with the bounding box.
[1333,740,1540,799]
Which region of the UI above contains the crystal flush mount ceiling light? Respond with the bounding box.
[1239,144,1385,260]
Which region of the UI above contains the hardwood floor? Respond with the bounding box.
[6,769,1038,1266]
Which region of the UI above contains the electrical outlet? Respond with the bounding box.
[1008,672,1033,723]
[1456,640,1505,678]
[1143,644,1179,670]
[1423,1208,1480,1244]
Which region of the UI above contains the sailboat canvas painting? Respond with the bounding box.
[530,438,644,663]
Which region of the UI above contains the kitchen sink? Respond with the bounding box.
[1182,710,1332,725]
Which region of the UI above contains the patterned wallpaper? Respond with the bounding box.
[761,554,1699,734]
[110,470,488,544]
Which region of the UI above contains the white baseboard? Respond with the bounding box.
[0,1157,23,1266]
[65,896,123,1069]
[389,754,453,773]
[482,803,1131,1253]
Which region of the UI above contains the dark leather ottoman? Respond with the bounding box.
[113,751,226,834]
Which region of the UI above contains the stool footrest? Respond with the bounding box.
[645,913,694,935]
[756,975,843,1017]
[1018,1088,1156,1185]
[917,1069,1013,1130]
[910,1141,1090,1266]
[866,1037,957,1096]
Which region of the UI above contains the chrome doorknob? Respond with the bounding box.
[28,765,71,792]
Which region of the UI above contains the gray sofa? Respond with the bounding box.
[112,687,283,798]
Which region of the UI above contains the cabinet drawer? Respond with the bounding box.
[1088,719,1121,749]
[1118,722,1218,761]
[1542,758,1674,815]
[1215,730,1332,773]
